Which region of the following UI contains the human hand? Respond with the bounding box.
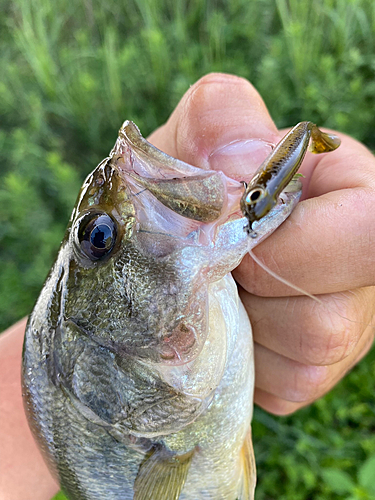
[149,72,375,415]
[2,73,375,500]
[0,318,60,500]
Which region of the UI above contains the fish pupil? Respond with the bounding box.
[77,213,117,260]
[246,187,264,205]
[91,224,113,249]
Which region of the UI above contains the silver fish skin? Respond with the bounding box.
[22,121,302,500]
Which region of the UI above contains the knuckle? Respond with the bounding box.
[302,307,362,366]
[286,364,329,403]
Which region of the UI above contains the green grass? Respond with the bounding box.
[2,0,375,498]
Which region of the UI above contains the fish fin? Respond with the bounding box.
[238,426,257,500]
[133,447,194,500]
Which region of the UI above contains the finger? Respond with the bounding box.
[148,72,282,181]
[253,320,375,415]
[306,132,375,195]
[254,388,303,415]
[0,318,59,500]
[239,286,375,365]
[233,181,375,296]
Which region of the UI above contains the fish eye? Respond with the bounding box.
[77,213,118,261]
[245,187,265,205]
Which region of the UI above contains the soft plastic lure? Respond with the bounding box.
[240,121,341,231]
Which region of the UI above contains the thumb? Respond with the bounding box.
[147,73,281,182]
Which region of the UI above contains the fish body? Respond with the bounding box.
[22,121,302,499]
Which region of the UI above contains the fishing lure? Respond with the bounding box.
[240,121,341,232]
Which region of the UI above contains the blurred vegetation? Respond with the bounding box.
[2,0,375,498]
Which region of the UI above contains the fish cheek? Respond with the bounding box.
[71,345,125,425]
[64,243,206,367]
[63,252,130,343]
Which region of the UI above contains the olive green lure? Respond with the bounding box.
[240,122,341,231]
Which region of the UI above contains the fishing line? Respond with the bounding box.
[247,248,375,329]
[248,248,322,305]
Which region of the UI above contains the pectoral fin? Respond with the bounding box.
[134,447,194,500]
[238,426,256,500]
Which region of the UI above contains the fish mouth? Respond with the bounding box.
[246,178,302,242]
[110,120,245,225]
[67,122,303,369]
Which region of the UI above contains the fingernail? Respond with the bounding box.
[209,139,275,181]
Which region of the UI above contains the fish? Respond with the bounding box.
[22,120,315,500]
[240,121,341,232]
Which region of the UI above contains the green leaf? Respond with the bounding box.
[51,492,68,500]
[358,455,375,493]
[321,468,355,494]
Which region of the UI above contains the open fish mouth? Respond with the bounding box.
[65,121,303,369]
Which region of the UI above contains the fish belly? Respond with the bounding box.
[165,275,254,499]
[22,273,254,500]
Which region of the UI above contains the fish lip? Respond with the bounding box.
[247,179,302,242]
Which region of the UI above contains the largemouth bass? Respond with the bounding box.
[22,121,338,499]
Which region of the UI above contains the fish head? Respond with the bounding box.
[61,122,246,367]
[57,121,302,371]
